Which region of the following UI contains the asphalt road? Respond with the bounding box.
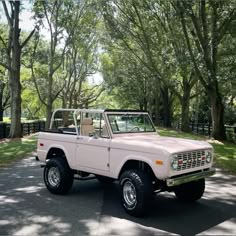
[0,156,236,235]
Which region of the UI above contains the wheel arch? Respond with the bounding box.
[118,159,156,180]
[46,146,69,166]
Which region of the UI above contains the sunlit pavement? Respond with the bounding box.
[0,156,236,235]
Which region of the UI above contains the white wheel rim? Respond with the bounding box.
[123,180,137,207]
[48,167,60,187]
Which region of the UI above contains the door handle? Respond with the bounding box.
[76,136,83,140]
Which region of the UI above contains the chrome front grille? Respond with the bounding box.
[176,150,206,171]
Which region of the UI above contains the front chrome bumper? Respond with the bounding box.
[166,168,216,187]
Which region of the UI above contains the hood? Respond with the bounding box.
[111,134,212,155]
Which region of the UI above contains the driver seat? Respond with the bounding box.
[81,118,94,136]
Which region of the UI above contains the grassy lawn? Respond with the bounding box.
[2,117,11,123]
[158,127,236,174]
[1,117,38,123]
[0,135,37,167]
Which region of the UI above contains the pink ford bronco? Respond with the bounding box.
[37,109,215,216]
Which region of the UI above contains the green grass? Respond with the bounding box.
[2,117,11,123]
[1,117,38,123]
[157,127,236,174]
[0,135,37,167]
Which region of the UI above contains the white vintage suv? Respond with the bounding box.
[37,109,215,216]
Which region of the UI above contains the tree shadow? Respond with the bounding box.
[0,157,103,235]
[99,171,236,235]
[0,158,235,235]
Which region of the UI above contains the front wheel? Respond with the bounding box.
[44,157,74,195]
[119,170,154,217]
[174,178,205,202]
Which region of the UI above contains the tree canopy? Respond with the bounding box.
[0,0,235,140]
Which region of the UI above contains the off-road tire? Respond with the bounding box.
[174,178,205,202]
[119,169,154,217]
[44,157,74,195]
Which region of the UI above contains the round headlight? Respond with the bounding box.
[171,156,178,170]
[206,151,212,163]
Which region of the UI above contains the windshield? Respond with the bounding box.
[107,113,155,134]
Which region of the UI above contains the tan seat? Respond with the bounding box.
[81,118,94,136]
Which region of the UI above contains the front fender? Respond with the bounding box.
[110,151,157,179]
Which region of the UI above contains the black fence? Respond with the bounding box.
[173,122,236,142]
[1,120,235,142]
[0,120,66,139]
[0,121,45,139]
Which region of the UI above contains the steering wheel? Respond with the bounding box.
[130,126,140,132]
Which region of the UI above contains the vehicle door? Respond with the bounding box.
[76,112,111,172]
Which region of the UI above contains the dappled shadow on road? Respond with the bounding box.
[0,158,236,235]
[97,169,236,235]
[198,217,236,235]
[0,157,103,236]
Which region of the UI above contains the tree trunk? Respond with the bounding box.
[155,100,160,125]
[9,66,22,137]
[139,103,144,111]
[45,68,53,129]
[0,109,3,122]
[143,97,148,111]
[46,98,52,129]
[181,99,190,132]
[62,95,67,108]
[0,82,5,121]
[73,92,79,109]
[181,81,191,132]
[209,89,226,140]
[161,86,171,127]
[9,2,22,138]
[153,79,160,125]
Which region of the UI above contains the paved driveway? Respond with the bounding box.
[0,156,236,235]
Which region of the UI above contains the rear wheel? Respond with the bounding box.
[174,178,205,202]
[44,157,74,194]
[119,169,153,217]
